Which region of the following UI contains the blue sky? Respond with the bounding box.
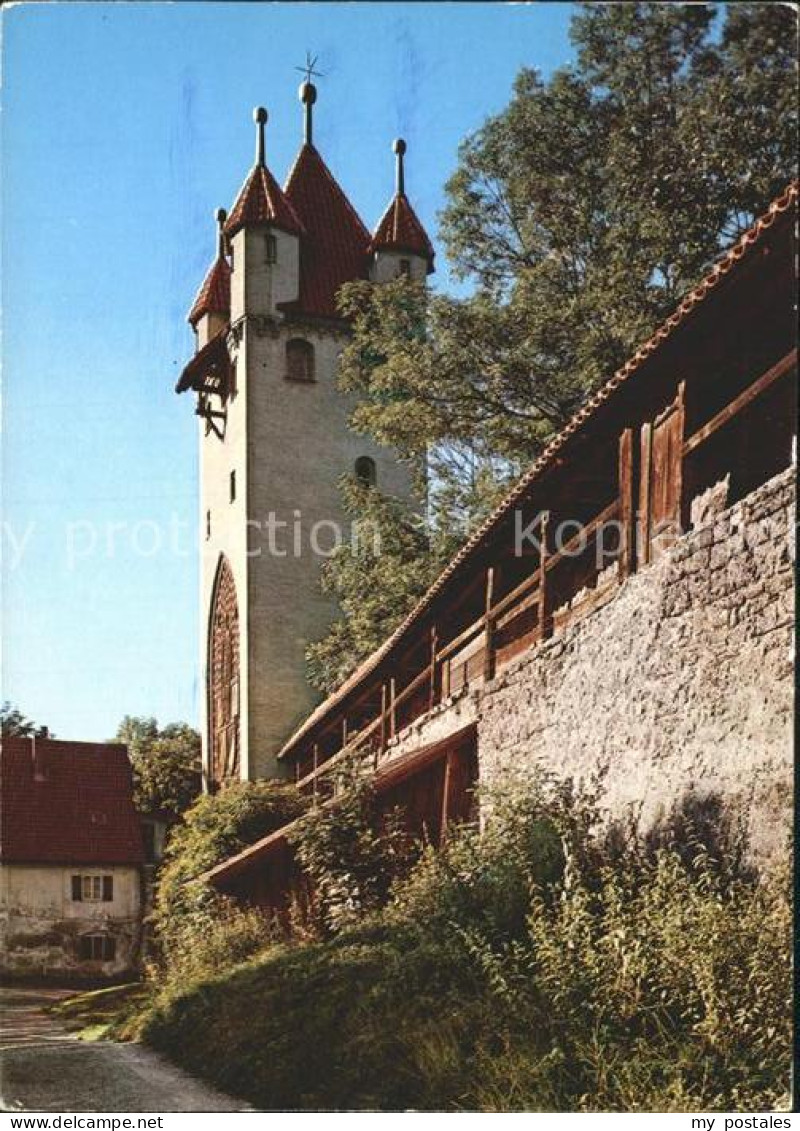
[1,1,576,740]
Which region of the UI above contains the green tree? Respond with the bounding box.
[313,3,796,692]
[305,476,454,694]
[0,702,51,738]
[115,715,202,818]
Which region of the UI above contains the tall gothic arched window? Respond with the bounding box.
[286,338,315,383]
[208,555,240,788]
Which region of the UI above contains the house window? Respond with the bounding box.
[71,875,113,902]
[206,510,211,540]
[78,934,117,962]
[286,339,315,383]
[265,234,278,264]
[230,470,236,503]
[355,456,377,487]
[399,258,411,278]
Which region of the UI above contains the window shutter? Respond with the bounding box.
[102,876,113,902]
[71,875,82,901]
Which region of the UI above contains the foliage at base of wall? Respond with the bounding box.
[127,769,790,1112]
[149,781,307,978]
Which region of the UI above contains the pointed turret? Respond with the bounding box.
[283,81,372,318]
[224,108,304,239]
[188,208,232,345]
[370,139,434,280]
[225,108,303,320]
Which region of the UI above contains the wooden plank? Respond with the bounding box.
[539,511,550,638]
[488,566,540,624]
[639,421,653,567]
[428,625,438,712]
[437,614,486,663]
[683,348,797,455]
[483,566,496,682]
[544,499,619,570]
[618,427,635,580]
[439,749,454,836]
[389,677,397,739]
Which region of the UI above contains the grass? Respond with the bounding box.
[49,983,149,1041]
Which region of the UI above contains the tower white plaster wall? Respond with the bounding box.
[200,220,416,783]
[370,250,428,285]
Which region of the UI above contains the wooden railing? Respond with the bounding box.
[291,345,797,795]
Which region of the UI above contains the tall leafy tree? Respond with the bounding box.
[115,715,202,818]
[313,2,797,692]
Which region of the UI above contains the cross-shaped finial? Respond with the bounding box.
[294,51,324,84]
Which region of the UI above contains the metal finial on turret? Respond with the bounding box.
[253,106,268,167]
[215,208,227,258]
[299,81,317,146]
[393,138,407,196]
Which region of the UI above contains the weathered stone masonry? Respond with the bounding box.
[472,467,794,859]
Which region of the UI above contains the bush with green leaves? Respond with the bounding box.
[138,769,790,1111]
[288,764,419,936]
[151,780,307,980]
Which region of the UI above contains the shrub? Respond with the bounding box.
[151,780,307,981]
[288,764,419,935]
[136,769,791,1111]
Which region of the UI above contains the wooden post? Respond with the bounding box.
[618,427,635,580]
[379,683,387,754]
[538,511,550,639]
[312,743,319,803]
[428,624,438,711]
[483,566,496,681]
[342,717,348,749]
[389,677,397,738]
[674,380,686,538]
[639,421,653,567]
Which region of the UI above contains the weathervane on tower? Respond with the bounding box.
[295,51,324,145]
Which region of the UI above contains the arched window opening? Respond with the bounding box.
[355,456,377,487]
[208,556,241,787]
[286,338,315,383]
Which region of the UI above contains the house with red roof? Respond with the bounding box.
[0,737,145,980]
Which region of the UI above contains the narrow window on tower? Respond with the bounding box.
[265,233,278,264]
[355,456,377,488]
[206,510,211,540]
[399,259,411,278]
[286,339,315,383]
[229,470,236,503]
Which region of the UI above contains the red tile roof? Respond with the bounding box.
[283,143,372,318]
[370,193,435,270]
[0,737,145,865]
[187,256,231,327]
[224,164,304,239]
[278,180,798,761]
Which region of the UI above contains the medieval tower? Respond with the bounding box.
[176,81,434,787]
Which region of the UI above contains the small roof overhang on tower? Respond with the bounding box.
[175,329,230,395]
[370,139,435,272]
[224,108,305,240]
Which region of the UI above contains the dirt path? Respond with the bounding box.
[0,986,253,1113]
